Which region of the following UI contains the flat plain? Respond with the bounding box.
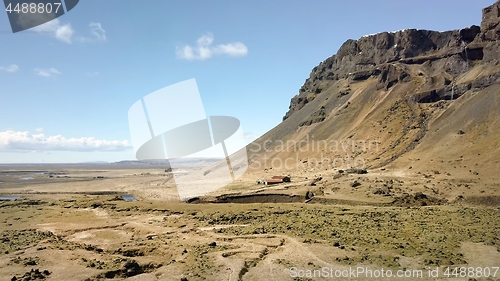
[1,164,499,281]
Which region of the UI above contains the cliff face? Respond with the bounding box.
[246,0,500,192]
[283,1,500,121]
[481,0,500,41]
[481,0,500,61]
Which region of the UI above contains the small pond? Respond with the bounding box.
[121,194,137,202]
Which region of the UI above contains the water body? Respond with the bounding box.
[121,194,137,202]
[0,195,21,201]
[20,177,34,180]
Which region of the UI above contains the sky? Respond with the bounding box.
[0,0,495,163]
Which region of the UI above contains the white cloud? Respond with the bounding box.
[34,68,61,77]
[0,130,132,152]
[28,18,106,44]
[34,127,44,133]
[54,23,74,43]
[214,42,248,57]
[77,22,107,43]
[0,64,19,73]
[197,33,214,46]
[177,33,248,61]
[32,18,74,44]
[89,22,106,41]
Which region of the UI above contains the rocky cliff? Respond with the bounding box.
[283,1,500,121]
[246,0,500,196]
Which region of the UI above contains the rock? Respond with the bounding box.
[305,191,315,200]
[309,177,322,186]
[123,260,143,277]
[12,268,50,281]
[482,41,500,62]
[478,1,500,61]
[373,186,391,196]
[481,1,500,41]
[299,106,328,127]
[351,181,361,188]
[378,64,410,89]
[346,168,367,174]
[460,25,481,42]
[90,202,102,208]
[414,192,427,200]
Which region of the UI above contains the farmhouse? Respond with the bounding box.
[271,175,291,182]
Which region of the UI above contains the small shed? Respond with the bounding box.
[271,175,291,182]
[265,179,283,185]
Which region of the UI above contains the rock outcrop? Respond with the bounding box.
[283,1,500,121]
[480,0,500,62]
[481,0,500,41]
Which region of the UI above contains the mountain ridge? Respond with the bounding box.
[240,0,500,203]
[284,5,500,121]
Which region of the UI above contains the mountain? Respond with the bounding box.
[241,0,500,203]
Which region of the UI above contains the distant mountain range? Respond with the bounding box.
[112,158,223,168]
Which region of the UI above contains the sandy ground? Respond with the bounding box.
[0,165,499,281]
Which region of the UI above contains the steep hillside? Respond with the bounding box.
[238,0,500,202]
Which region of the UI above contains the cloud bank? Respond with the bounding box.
[0,130,132,152]
[177,33,248,61]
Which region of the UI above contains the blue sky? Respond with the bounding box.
[0,0,494,163]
